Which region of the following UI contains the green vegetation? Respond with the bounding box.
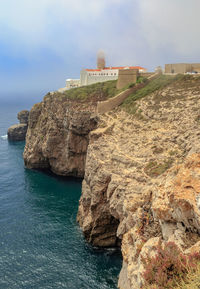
[144,158,173,177]
[122,74,184,114]
[61,80,126,101]
[137,76,148,84]
[168,150,179,156]
[142,241,200,289]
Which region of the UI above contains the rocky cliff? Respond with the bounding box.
[77,75,200,288]
[23,92,98,177]
[24,76,200,288]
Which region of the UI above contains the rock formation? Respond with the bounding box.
[24,75,200,288]
[17,110,29,124]
[23,93,98,177]
[77,76,200,288]
[8,110,29,141]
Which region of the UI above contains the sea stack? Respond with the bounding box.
[8,110,29,141]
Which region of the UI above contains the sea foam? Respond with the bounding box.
[1,135,8,140]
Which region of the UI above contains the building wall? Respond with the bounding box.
[66,79,80,89]
[80,67,146,87]
[117,69,138,89]
[191,63,200,72]
[165,63,200,73]
[80,69,118,86]
[80,71,88,86]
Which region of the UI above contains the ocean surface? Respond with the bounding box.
[0,104,122,289]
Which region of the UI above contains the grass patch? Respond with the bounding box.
[60,80,127,101]
[144,158,173,177]
[122,74,185,114]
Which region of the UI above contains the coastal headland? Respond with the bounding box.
[23,74,200,288]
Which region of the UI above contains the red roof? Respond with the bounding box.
[85,66,145,72]
[85,69,101,72]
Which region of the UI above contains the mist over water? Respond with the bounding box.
[0,103,122,289]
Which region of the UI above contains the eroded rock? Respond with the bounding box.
[17,110,29,124]
[77,87,200,288]
[23,76,200,288]
[7,109,29,141]
[8,124,28,141]
[23,94,98,177]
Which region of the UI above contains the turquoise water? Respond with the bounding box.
[0,105,122,289]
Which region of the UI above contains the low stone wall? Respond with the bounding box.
[142,72,155,78]
[97,89,131,114]
[97,83,146,114]
[97,73,158,114]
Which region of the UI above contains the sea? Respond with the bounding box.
[0,103,122,289]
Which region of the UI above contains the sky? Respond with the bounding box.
[0,0,200,103]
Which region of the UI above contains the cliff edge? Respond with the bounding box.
[77,75,200,288]
[23,92,98,177]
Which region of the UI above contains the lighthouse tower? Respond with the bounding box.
[97,50,105,70]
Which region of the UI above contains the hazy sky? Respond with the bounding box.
[0,0,200,102]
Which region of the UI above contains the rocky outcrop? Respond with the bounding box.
[77,76,200,288]
[7,110,29,141]
[17,110,29,124]
[23,93,98,177]
[8,124,28,141]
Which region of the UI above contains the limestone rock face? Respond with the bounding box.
[23,93,98,177]
[152,153,200,247]
[78,76,200,288]
[17,110,29,124]
[7,124,28,141]
[23,76,200,288]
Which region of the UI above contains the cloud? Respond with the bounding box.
[0,0,126,54]
[138,0,200,59]
[0,0,141,75]
[1,0,200,63]
[1,0,200,98]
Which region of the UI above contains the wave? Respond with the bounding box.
[1,135,8,140]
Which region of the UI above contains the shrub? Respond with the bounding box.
[128,82,135,88]
[137,76,148,84]
[142,241,200,289]
[144,159,173,177]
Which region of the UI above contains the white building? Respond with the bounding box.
[66,78,81,89]
[62,61,146,91]
[62,53,146,90]
[80,66,146,86]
